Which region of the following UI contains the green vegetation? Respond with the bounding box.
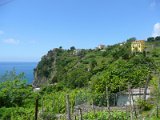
[83,111,128,120]
[0,70,36,119]
[1,36,160,119]
[34,37,159,93]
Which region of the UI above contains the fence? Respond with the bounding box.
[32,86,160,120]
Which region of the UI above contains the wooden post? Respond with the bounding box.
[126,106,129,120]
[79,108,83,120]
[130,88,137,119]
[42,96,44,113]
[156,74,160,118]
[35,96,39,120]
[92,99,95,118]
[106,86,111,120]
[128,85,133,120]
[157,105,159,118]
[57,97,60,113]
[52,97,54,112]
[144,74,150,101]
[71,97,73,115]
[66,94,71,120]
[139,87,141,99]
[115,93,117,106]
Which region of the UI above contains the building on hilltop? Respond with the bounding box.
[131,40,145,52]
[73,49,82,56]
[97,44,105,50]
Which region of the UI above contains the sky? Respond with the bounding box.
[0,0,160,62]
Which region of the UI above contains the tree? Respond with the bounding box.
[155,36,160,41]
[89,59,97,71]
[70,46,76,51]
[59,46,63,49]
[147,37,155,42]
[127,37,136,42]
[66,66,91,88]
[0,70,33,107]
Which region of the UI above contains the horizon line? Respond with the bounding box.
[0,61,38,63]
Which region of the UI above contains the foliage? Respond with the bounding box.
[0,71,35,107]
[0,70,35,119]
[34,40,159,96]
[147,37,155,42]
[70,46,76,50]
[137,99,153,111]
[147,36,160,42]
[126,37,136,42]
[0,107,34,120]
[155,36,160,41]
[83,111,127,120]
[1,38,160,119]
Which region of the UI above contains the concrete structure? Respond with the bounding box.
[131,40,145,52]
[117,88,150,106]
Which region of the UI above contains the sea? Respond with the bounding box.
[0,62,38,84]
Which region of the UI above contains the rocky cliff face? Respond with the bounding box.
[32,47,95,88]
[33,48,59,87]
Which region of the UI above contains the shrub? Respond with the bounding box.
[137,99,153,111]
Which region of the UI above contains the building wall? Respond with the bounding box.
[131,40,145,52]
[117,88,150,106]
[117,94,150,106]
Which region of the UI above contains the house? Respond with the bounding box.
[131,40,145,52]
[120,42,126,46]
[97,45,105,50]
[73,49,82,56]
[116,88,150,106]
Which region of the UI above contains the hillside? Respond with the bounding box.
[1,38,160,119]
[33,38,160,93]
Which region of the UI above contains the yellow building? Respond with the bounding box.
[131,40,145,52]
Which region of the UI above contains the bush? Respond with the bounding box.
[40,112,56,120]
[137,99,153,111]
[83,111,127,120]
[0,107,34,120]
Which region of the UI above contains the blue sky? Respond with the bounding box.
[0,0,160,62]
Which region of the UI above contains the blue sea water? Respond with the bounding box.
[0,62,37,84]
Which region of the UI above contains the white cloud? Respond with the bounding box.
[152,23,160,37]
[0,30,4,35]
[3,38,20,45]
